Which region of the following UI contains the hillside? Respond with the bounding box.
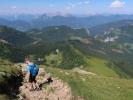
[0,59,22,100]
[27,25,89,42]
[0,22,133,100]
[46,66,133,100]
[20,25,133,78]
[89,20,133,35]
[88,20,133,77]
[0,18,30,31]
[0,39,27,63]
[0,26,33,47]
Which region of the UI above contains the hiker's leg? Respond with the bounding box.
[29,82,33,90]
[32,82,36,89]
[34,77,40,89]
[33,76,38,89]
[32,82,39,89]
[28,74,34,90]
[35,82,40,89]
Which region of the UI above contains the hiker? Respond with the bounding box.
[26,59,39,91]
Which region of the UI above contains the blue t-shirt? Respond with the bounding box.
[27,63,39,76]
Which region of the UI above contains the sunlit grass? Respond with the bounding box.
[45,63,133,100]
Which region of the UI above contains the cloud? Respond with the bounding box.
[11,6,17,9]
[83,1,90,4]
[65,3,76,10]
[68,3,76,8]
[66,0,90,10]
[66,6,71,10]
[110,0,125,8]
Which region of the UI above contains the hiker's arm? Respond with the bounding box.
[26,65,30,82]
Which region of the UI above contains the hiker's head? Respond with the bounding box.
[25,57,33,64]
[25,57,29,63]
[25,55,37,65]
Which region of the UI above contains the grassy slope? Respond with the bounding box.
[0,59,21,100]
[45,67,133,100]
[85,57,119,77]
[44,56,133,100]
[84,57,129,78]
[25,38,132,99]
[40,41,133,99]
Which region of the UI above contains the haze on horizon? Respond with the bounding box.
[0,0,132,16]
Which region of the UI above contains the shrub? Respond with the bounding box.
[45,49,63,67]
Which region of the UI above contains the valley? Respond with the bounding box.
[0,15,133,100]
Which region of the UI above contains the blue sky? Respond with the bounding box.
[0,0,132,15]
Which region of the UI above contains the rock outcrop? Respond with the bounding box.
[18,67,73,100]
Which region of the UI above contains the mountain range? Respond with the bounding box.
[1,19,133,76]
[1,14,133,30]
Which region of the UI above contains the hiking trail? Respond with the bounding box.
[16,64,80,100]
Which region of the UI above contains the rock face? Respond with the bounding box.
[18,67,73,100]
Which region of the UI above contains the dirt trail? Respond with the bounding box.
[72,68,96,75]
[18,66,73,100]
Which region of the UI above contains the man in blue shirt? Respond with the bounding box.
[26,59,39,91]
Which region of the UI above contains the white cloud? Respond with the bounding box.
[11,6,17,9]
[66,0,90,10]
[77,1,90,5]
[69,3,76,8]
[83,1,90,4]
[66,6,71,10]
[65,3,76,10]
[110,0,125,8]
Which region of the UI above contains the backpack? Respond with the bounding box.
[28,64,39,76]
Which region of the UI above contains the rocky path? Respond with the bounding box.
[18,67,73,100]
